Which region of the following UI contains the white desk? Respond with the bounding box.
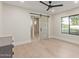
[0,34,14,58]
[0,34,13,47]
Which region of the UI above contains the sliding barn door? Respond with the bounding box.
[39,16,48,40]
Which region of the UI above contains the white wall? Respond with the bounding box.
[50,7,79,44]
[0,2,3,34]
[2,4,32,45]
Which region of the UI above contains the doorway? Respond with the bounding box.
[31,16,39,40]
[31,15,49,40]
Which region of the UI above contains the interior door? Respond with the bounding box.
[39,16,48,40]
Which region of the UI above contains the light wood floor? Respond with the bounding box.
[13,38,79,58]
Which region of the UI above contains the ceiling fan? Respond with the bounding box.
[40,1,63,11]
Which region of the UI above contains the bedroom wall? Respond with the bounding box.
[0,2,3,34]
[50,7,79,44]
[2,4,32,45]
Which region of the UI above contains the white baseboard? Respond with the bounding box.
[13,36,79,46]
[13,40,32,46]
[49,36,79,45]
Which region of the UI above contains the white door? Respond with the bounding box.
[39,16,48,40]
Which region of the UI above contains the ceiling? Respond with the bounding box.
[3,1,79,15]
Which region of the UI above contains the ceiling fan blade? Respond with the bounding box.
[51,4,63,7]
[40,1,49,6]
[47,7,50,11]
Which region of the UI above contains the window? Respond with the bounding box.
[61,14,79,35]
[61,17,69,34]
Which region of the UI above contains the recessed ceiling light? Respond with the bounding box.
[74,1,78,4]
[51,9,54,12]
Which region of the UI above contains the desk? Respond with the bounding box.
[0,35,14,58]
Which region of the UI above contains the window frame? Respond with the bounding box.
[61,14,79,36]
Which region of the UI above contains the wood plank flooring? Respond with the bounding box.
[13,39,79,58]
